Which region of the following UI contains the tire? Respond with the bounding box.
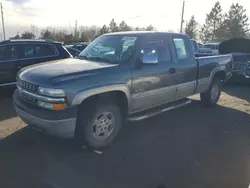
[75,101,122,149]
[200,78,222,107]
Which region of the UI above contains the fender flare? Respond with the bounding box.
[71,84,132,111]
[209,66,227,82]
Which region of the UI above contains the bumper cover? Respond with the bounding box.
[230,70,250,83]
[13,90,77,138]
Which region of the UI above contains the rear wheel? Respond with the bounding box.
[200,78,222,107]
[75,101,122,149]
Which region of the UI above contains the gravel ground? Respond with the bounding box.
[0,85,249,188]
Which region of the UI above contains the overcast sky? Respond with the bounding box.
[1,0,250,39]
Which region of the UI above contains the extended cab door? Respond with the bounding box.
[131,35,178,112]
[171,36,198,99]
[0,44,18,86]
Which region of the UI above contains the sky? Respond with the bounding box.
[1,0,250,39]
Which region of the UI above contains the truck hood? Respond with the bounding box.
[18,58,118,86]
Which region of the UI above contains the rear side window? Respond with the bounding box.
[0,45,9,61]
[173,38,189,60]
[22,44,58,58]
[140,40,172,63]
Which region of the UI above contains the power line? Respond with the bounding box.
[180,0,185,33]
[1,3,6,40]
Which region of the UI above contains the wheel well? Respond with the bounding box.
[79,91,129,116]
[213,71,226,82]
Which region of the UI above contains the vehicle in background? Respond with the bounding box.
[203,43,220,55]
[190,39,213,57]
[14,32,233,149]
[65,46,81,57]
[0,39,72,88]
[219,38,250,84]
[71,42,89,51]
[198,47,213,54]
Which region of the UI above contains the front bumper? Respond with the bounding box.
[13,90,77,138]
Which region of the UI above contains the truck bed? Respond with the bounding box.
[196,54,233,81]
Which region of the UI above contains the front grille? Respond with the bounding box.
[17,78,38,93]
[232,62,248,71]
[19,91,37,104]
[17,78,38,104]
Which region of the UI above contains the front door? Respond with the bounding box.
[131,36,178,112]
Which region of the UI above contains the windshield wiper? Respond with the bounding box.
[78,55,89,60]
[87,57,115,64]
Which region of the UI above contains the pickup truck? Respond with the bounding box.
[219,38,250,84]
[13,32,233,149]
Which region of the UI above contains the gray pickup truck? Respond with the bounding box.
[13,32,233,149]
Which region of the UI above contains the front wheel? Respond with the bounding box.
[200,78,222,107]
[75,102,122,149]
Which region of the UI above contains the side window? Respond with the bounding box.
[24,45,35,58]
[173,38,189,60]
[0,45,9,61]
[10,45,19,60]
[36,44,57,56]
[23,44,58,58]
[140,40,171,63]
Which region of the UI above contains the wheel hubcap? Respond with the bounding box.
[211,84,219,101]
[92,112,115,140]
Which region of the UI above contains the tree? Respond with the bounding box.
[119,21,131,31]
[99,25,109,35]
[200,2,224,43]
[40,29,54,39]
[223,3,249,39]
[20,31,35,39]
[109,19,119,32]
[185,15,198,39]
[10,34,20,39]
[145,25,155,31]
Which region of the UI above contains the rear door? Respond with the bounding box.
[131,35,179,111]
[16,43,59,71]
[171,36,198,99]
[0,44,18,86]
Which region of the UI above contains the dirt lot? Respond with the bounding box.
[0,86,249,188]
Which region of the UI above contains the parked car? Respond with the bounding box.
[219,38,250,84]
[13,32,233,149]
[203,43,220,55]
[65,46,81,57]
[190,39,213,57]
[71,42,89,51]
[0,39,72,88]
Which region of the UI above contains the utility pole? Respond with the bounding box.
[75,20,78,39]
[180,0,185,33]
[1,3,6,40]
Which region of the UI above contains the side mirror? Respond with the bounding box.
[142,53,158,64]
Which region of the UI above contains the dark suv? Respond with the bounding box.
[0,39,72,87]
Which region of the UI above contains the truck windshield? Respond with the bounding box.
[78,35,137,64]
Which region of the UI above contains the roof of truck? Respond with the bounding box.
[105,31,187,37]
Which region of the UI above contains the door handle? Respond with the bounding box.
[169,68,177,74]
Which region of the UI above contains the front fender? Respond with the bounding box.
[71,84,132,111]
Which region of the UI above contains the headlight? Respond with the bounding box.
[38,101,67,111]
[38,87,65,97]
